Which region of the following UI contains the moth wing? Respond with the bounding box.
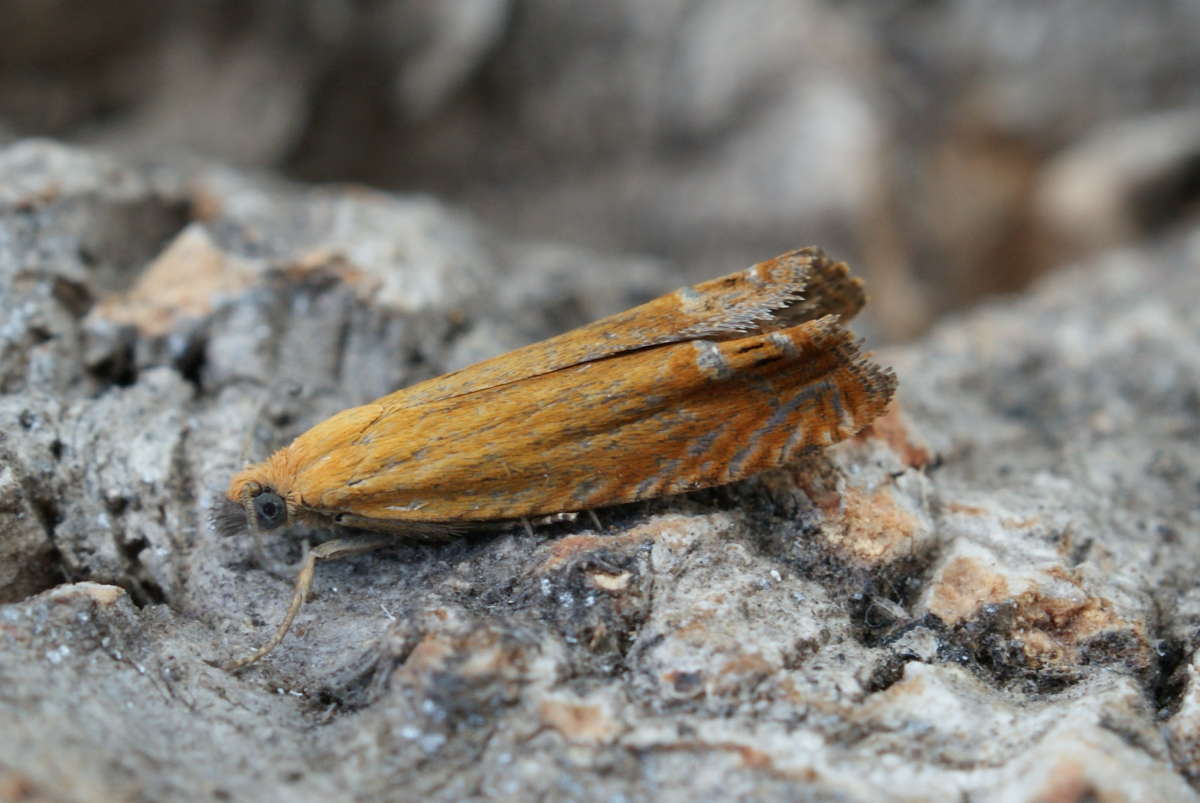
[378,247,865,410]
[291,315,895,523]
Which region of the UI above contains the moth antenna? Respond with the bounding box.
[223,534,395,671]
[223,545,315,672]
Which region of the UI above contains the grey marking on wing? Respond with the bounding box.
[828,384,856,434]
[633,458,682,498]
[688,421,729,457]
[692,340,732,380]
[384,501,427,512]
[768,331,799,356]
[726,441,758,480]
[572,478,601,503]
[781,380,834,455]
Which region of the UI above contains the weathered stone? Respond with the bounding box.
[1,141,1198,801]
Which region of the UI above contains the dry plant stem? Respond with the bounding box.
[223,534,396,671]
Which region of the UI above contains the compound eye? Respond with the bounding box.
[252,491,287,531]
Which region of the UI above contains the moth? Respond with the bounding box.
[213,247,896,669]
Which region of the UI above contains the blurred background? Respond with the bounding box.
[2,0,1198,342]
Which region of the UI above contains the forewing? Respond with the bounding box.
[376,247,865,410]
[291,315,895,522]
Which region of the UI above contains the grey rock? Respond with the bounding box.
[1,141,1198,801]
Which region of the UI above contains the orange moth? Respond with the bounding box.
[214,248,896,669]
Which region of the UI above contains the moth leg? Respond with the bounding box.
[586,510,603,531]
[222,533,394,672]
[521,518,536,537]
[250,531,314,581]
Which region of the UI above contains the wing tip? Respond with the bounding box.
[791,315,898,432]
[769,247,867,326]
[838,345,899,436]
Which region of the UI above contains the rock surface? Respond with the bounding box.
[1,141,1198,802]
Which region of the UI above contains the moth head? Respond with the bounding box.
[247,484,288,531]
[212,479,292,536]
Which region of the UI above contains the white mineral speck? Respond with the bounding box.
[419,733,446,754]
[46,645,71,665]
